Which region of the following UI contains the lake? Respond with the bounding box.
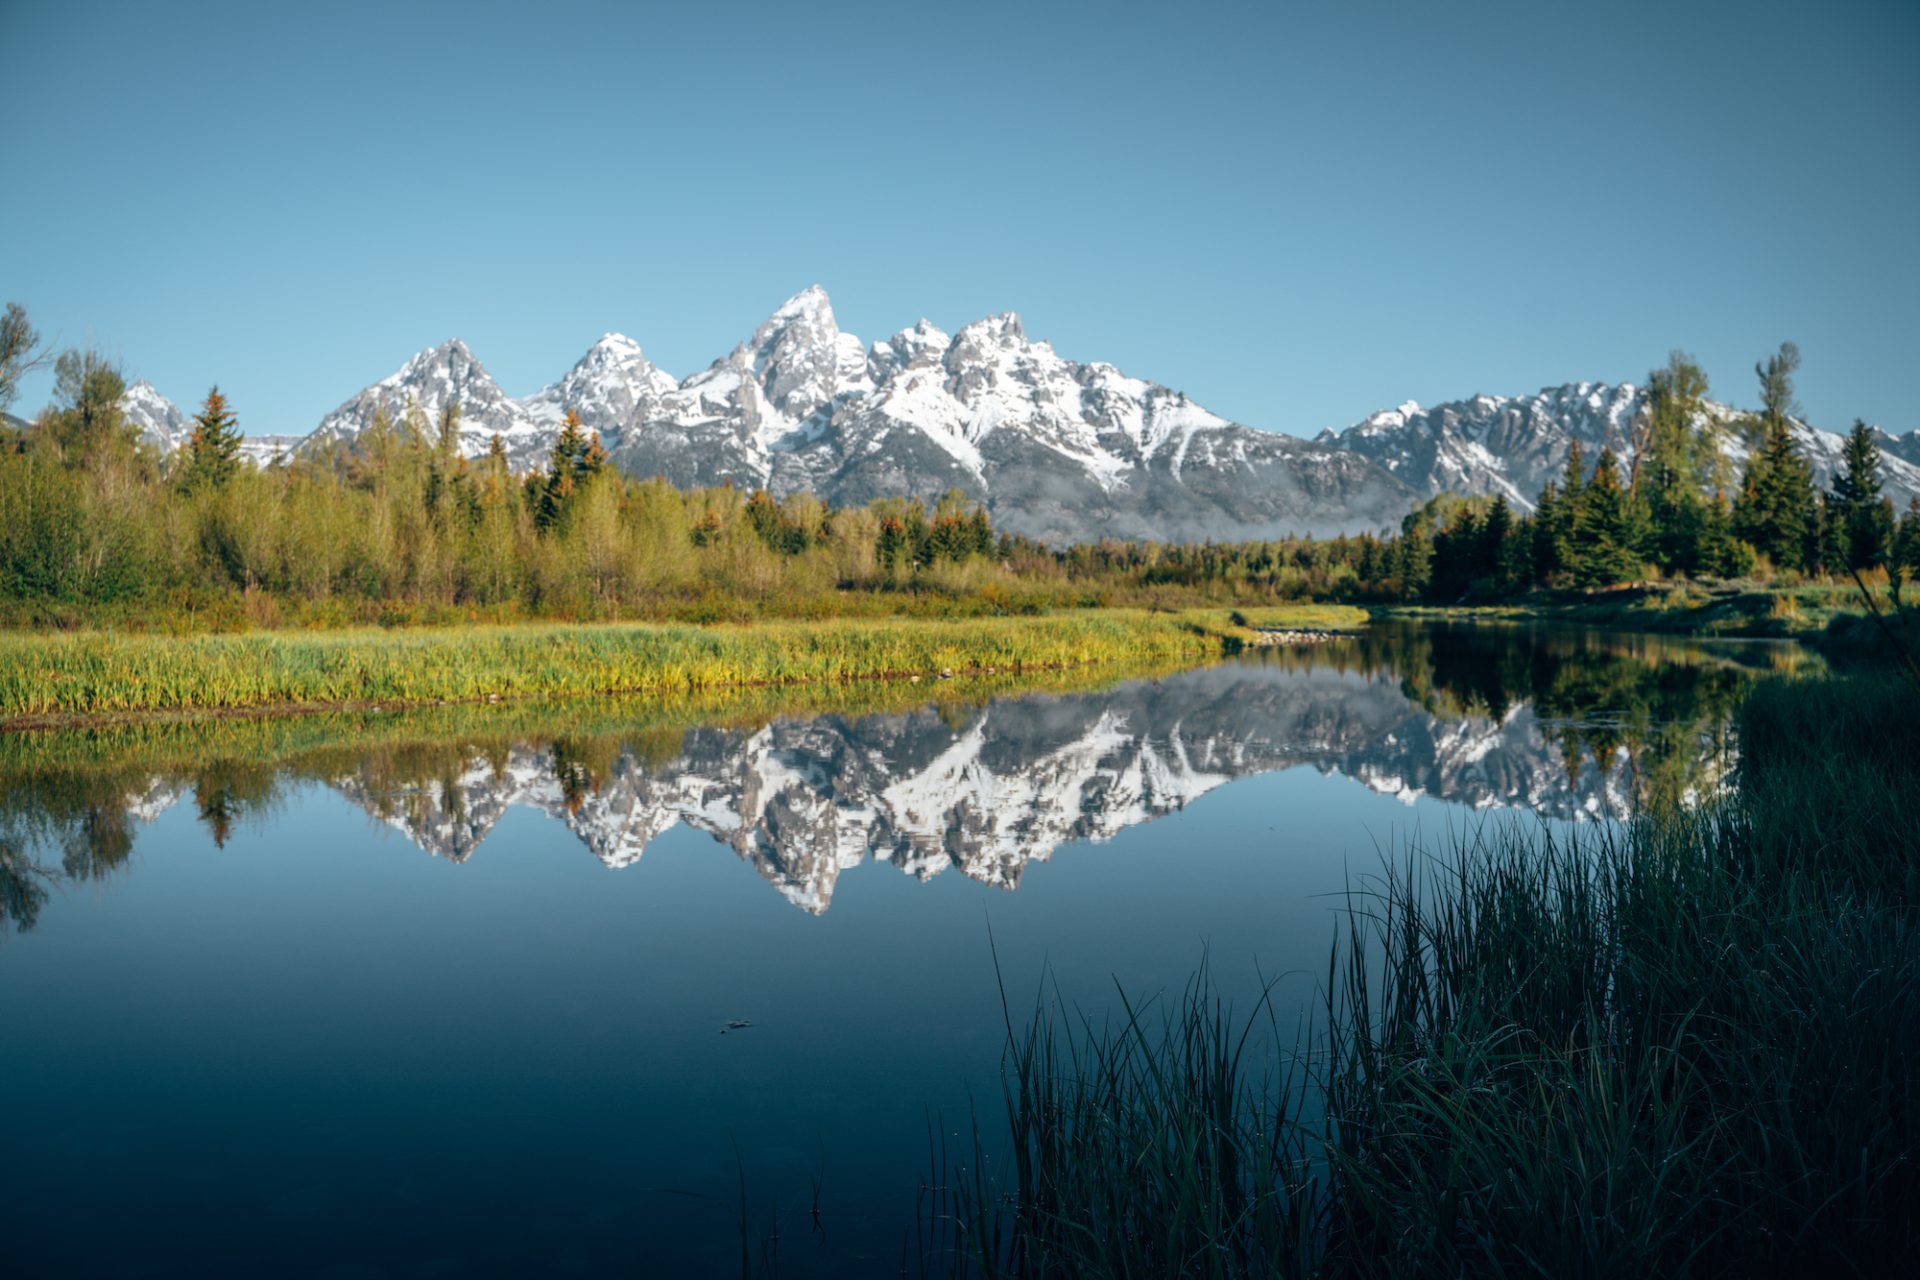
[0,623,1809,1277]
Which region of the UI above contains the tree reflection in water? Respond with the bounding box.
[0,623,1813,931]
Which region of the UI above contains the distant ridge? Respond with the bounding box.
[114,288,1920,542]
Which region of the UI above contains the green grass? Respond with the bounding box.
[0,659,1155,784]
[1227,603,1369,631]
[0,607,1355,722]
[1384,577,1901,642]
[929,672,1920,1277]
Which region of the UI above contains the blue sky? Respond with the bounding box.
[2,0,1914,438]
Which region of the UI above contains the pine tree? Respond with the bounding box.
[1531,481,1562,583]
[537,410,594,531]
[436,398,462,453]
[1830,420,1894,571]
[1896,498,1920,578]
[1572,448,1640,587]
[1735,421,1817,572]
[875,515,907,572]
[1396,522,1434,599]
[1732,343,1818,573]
[1536,441,1587,584]
[180,386,242,491]
[1639,352,1710,573]
[1498,509,1536,593]
[1483,496,1514,591]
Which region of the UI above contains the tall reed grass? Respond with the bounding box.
[930,673,1920,1277]
[0,608,1352,721]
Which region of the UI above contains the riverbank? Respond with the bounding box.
[927,668,1920,1277]
[0,605,1368,724]
[1380,578,1916,656]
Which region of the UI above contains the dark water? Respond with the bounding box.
[0,624,1808,1277]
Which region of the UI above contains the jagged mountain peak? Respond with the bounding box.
[120,380,192,452]
[586,331,643,355]
[954,311,1027,347]
[524,332,679,445]
[765,283,833,323]
[1320,379,1920,513]
[872,320,951,374]
[308,336,541,459]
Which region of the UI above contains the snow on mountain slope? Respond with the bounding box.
[298,660,1662,914]
[120,380,194,454]
[306,338,548,465]
[1320,382,1920,513]
[282,287,1415,541]
[521,333,679,449]
[117,381,305,466]
[105,289,1917,539]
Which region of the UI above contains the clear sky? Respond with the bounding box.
[2,0,1915,439]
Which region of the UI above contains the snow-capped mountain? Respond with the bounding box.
[111,289,1918,538]
[1319,382,1920,514]
[284,287,1420,541]
[305,338,548,461]
[56,655,1732,916]
[521,332,680,451]
[118,380,305,466]
[121,380,194,453]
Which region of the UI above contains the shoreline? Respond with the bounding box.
[0,606,1369,728]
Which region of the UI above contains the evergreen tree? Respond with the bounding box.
[1396,521,1433,599]
[1897,498,1920,577]
[1694,490,1753,578]
[1639,351,1710,573]
[1830,420,1895,571]
[1497,507,1536,593]
[179,386,242,491]
[1535,441,1588,584]
[1732,343,1818,573]
[1482,496,1515,591]
[1572,448,1641,587]
[875,515,907,572]
[1734,423,1818,572]
[537,410,604,531]
[1531,481,1563,583]
[437,398,463,457]
[1756,341,1800,438]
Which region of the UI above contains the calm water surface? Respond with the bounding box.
[0,624,1808,1277]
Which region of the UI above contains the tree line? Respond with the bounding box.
[3,303,1916,626]
[1392,344,1919,601]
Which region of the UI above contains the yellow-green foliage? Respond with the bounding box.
[1225,604,1369,632]
[0,661,1160,789]
[0,610,1260,719]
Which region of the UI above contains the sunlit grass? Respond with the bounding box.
[0,608,1354,720]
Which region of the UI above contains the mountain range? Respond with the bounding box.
[113,287,1920,543]
[97,658,1684,916]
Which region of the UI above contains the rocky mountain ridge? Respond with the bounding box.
[1322,382,1920,514]
[114,661,1685,915]
[114,288,1919,540]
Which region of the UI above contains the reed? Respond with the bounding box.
[933,672,1920,1277]
[0,607,1347,722]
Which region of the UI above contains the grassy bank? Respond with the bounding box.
[0,606,1367,723]
[930,671,1920,1277]
[1381,577,1909,645]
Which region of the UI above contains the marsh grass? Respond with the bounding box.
[0,608,1333,721]
[1227,605,1369,632]
[931,673,1920,1277]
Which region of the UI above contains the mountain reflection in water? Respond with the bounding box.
[0,623,1810,928]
